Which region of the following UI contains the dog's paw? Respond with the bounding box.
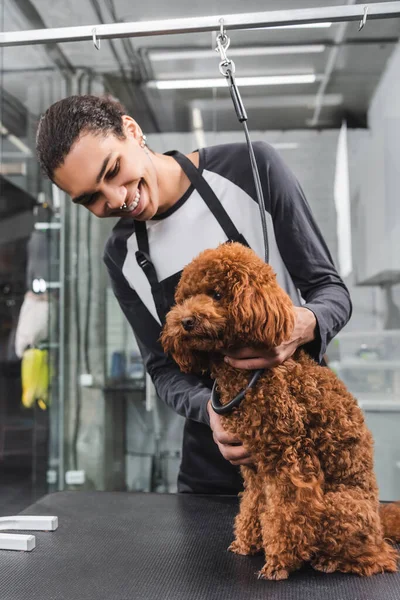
[257,564,289,581]
[311,556,339,574]
[228,540,254,555]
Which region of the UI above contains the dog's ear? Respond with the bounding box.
[160,323,210,374]
[229,268,295,347]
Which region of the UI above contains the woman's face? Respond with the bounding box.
[53,116,160,220]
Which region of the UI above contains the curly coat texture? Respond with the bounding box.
[161,242,400,581]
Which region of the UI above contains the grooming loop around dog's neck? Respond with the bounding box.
[211,368,264,415]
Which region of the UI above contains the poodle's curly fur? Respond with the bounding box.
[161,242,400,581]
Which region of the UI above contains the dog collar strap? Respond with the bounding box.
[211,368,264,415]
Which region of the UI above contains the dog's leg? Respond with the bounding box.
[255,445,325,581]
[257,494,317,580]
[257,478,323,581]
[312,489,399,576]
[228,466,263,556]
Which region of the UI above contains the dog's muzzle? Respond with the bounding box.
[181,317,195,331]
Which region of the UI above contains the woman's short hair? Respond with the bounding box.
[36,94,127,181]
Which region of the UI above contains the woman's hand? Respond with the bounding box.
[207,400,254,466]
[223,306,317,370]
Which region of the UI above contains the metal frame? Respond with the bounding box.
[1,2,400,47]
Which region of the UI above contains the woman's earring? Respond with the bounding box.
[140,134,147,149]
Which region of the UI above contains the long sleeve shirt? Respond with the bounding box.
[103,142,352,427]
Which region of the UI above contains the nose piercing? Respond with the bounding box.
[120,202,127,210]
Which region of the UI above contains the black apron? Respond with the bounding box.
[135,151,251,494]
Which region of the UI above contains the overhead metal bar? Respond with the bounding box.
[1,2,400,47]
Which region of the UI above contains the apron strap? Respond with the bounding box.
[166,150,249,247]
[135,149,251,324]
[135,220,167,325]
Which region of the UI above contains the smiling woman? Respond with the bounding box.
[36,95,191,220]
[35,93,352,496]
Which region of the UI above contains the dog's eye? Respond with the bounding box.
[213,291,222,300]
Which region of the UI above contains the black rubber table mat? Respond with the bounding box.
[0,491,399,600]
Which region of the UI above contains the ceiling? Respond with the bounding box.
[1,0,400,134]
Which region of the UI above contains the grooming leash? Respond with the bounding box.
[213,23,269,414]
[211,368,264,415]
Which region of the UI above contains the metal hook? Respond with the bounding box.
[215,18,234,76]
[216,34,230,62]
[219,18,228,46]
[216,39,235,77]
[359,6,368,31]
[92,27,101,50]
[214,17,239,80]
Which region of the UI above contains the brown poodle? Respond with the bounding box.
[161,241,400,581]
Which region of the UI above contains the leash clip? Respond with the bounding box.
[215,19,235,77]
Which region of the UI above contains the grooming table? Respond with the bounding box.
[0,492,399,600]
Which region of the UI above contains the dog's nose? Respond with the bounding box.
[181,317,195,331]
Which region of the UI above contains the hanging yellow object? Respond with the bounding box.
[21,348,49,410]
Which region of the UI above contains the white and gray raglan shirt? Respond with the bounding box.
[103,142,352,426]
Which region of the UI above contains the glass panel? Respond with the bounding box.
[0,37,62,513]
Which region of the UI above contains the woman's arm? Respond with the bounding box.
[258,141,352,361]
